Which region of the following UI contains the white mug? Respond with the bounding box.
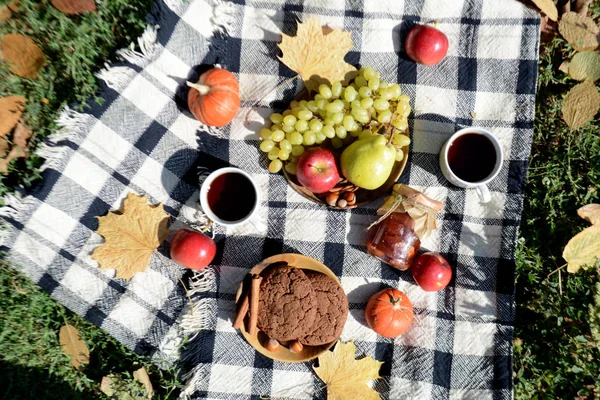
[439,127,503,203]
[199,167,267,231]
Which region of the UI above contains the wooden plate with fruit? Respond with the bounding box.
[234,253,344,363]
[259,67,412,209]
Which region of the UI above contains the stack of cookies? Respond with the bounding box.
[234,264,348,352]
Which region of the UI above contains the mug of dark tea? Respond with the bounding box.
[439,127,504,203]
[199,167,266,230]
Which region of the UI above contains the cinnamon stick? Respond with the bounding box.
[248,275,262,335]
[232,292,249,330]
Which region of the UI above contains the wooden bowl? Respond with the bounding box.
[235,253,344,363]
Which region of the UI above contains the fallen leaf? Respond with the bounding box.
[92,193,170,280]
[573,0,592,16]
[0,96,25,137]
[532,0,559,21]
[564,225,600,273]
[559,61,571,74]
[100,375,117,397]
[59,324,90,370]
[313,341,383,400]
[540,15,559,43]
[565,51,600,81]
[578,204,600,225]
[0,0,20,22]
[278,17,357,92]
[1,34,45,78]
[562,79,600,129]
[133,367,154,399]
[0,138,8,158]
[12,122,32,147]
[51,0,96,15]
[558,12,600,51]
[0,121,31,175]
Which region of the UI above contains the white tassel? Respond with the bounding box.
[0,193,26,219]
[96,65,135,90]
[180,268,218,338]
[179,364,212,400]
[211,0,236,36]
[117,25,159,67]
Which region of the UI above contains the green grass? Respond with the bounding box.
[1,0,600,399]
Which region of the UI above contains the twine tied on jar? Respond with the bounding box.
[368,184,444,241]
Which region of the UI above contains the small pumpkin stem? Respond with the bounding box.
[186,81,211,95]
[387,292,401,305]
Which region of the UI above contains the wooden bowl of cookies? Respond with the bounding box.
[234,253,348,363]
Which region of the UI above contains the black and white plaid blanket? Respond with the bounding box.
[0,0,540,398]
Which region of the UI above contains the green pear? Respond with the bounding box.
[340,134,397,190]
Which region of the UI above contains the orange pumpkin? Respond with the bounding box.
[365,288,413,338]
[187,68,240,127]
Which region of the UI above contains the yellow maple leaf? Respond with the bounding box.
[92,193,169,280]
[563,225,600,273]
[313,341,383,400]
[278,17,357,92]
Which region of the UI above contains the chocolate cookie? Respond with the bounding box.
[257,266,317,342]
[300,272,348,346]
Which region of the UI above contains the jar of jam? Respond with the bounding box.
[367,212,420,271]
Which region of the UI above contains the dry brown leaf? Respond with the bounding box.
[573,0,592,16]
[59,324,90,370]
[12,122,32,147]
[559,12,600,51]
[0,0,20,22]
[313,341,383,400]
[0,145,28,175]
[532,0,559,20]
[0,121,31,175]
[92,192,169,280]
[578,204,600,225]
[0,138,9,158]
[540,15,559,43]
[133,367,154,399]
[1,34,45,78]
[566,51,600,81]
[563,225,600,273]
[0,96,25,137]
[100,375,117,397]
[559,61,571,74]
[51,0,96,15]
[278,17,357,92]
[562,79,600,129]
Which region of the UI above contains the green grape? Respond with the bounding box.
[360,97,373,109]
[379,89,394,100]
[319,84,332,99]
[342,100,351,109]
[285,162,297,175]
[269,159,283,173]
[395,148,404,162]
[358,86,372,98]
[260,128,272,140]
[325,100,344,113]
[290,100,300,108]
[303,131,316,145]
[307,100,319,113]
[368,77,380,91]
[278,149,290,160]
[290,155,298,163]
[351,107,369,124]
[291,145,305,156]
[291,107,302,117]
[373,99,390,111]
[260,139,275,152]
[290,131,304,145]
[322,125,336,138]
[389,84,402,99]
[377,110,392,123]
[309,119,323,132]
[359,130,372,140]
[299,100,309,109]
[314,94,324,101]
[355,76,368,87]
[349,129,360,137]
[331,112,344,125]
[379,81,389,89]
[363,66,376,80]
[392,118,408,131]
[295,120,308,132]
[335,125,347,139]
[270,113,283,124]
[396,101,410,115]
[315,132,326,144]
[298,109,313,121]
[283,115,297,126]
[316,99,327,110]
[324,118,335,126]
[351,99,361,109]
[398,94,410,103]
[318,110,328,119]
[392,133,411,147]
[282,109,292,117]
[331,81,343,98]
[268,147,280,160]
[280,139,292,152]
[342,115,359,132]
[331,137,344,148]
[343,86,357,102]
[282,124,295,133]
[271,129,285,142]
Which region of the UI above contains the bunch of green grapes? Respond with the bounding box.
[259,66,412,174]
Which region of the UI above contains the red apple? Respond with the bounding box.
[405,25,449,66]
[170,229,216,270]
[296,147,340,194]
[411,252,452,292]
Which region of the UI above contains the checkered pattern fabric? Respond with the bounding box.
[0,0,540,398]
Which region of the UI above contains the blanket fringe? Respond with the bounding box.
[180,268,217,338]
[211,0,235,36]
